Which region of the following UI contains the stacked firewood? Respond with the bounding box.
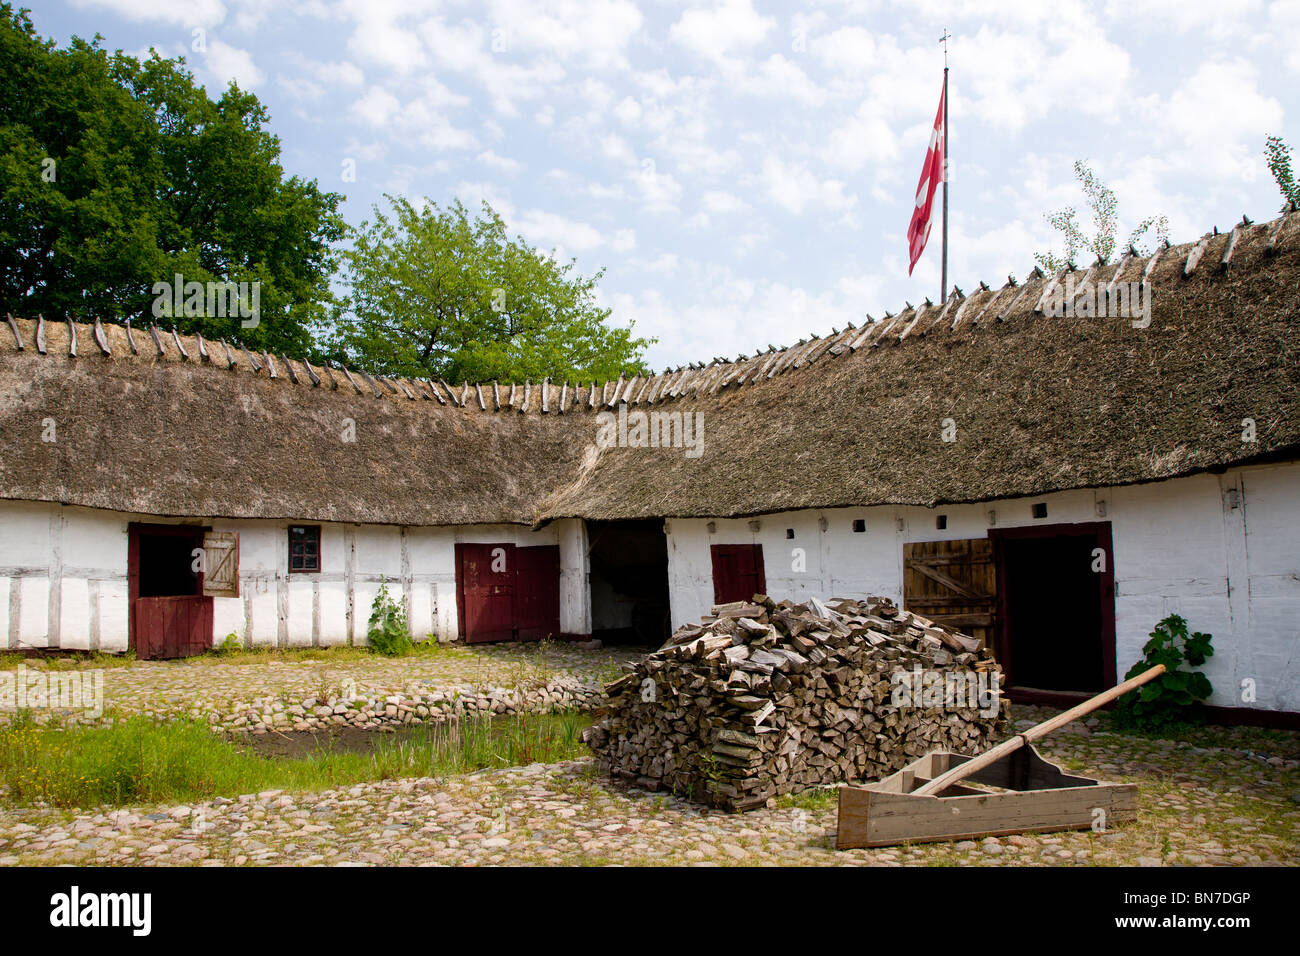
[583,594,1010,811]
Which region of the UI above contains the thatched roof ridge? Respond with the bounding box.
[1,210,1297,524]
[539,210,1300,521]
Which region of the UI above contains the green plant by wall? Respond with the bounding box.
[1116,614,1214,730]
[366,579,412,657]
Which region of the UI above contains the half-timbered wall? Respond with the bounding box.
[664,461,1300,714]
[0,506,589,651]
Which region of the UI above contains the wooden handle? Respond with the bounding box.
[912,664,1166,796]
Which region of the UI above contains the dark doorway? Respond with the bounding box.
[992,522,1116,696]
[128,523,213,660]
[588,520,670,645]
[710,543,766,606]
[455,543,560,643]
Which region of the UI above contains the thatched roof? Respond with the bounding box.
[2,212,1298,525]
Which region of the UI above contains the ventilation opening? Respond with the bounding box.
[936,515,948,530]
[1032,503,1048,519]
[852,519,866,533]
[785,528,795,539]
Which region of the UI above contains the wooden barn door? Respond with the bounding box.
[135,595,214,660]
[710,544,766,606]
[515,546,561,641]
[456,544,516,643]
[128,523,215,660]
[902,538,996,648]
[455,543,562,643]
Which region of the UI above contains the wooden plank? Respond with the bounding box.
[280,355,299,383]
[172,327,189,360]
[263,351,276,378]
[995,275,1035,322]
[1139,244,1164,288]
[149,324,164,356]
[35,314,46,353]
[1265,213,1292,254]
[1220,225,1242,270]
[338,365,363,394]
[607,375,625,407]
[898,304,928,340]
[93,316,111,355]
[837,780,1138,848]
[474,383,486,410]
[519,380,530,412]
[1183,234,1210,275]
[67,317,78,356]
[1032,269,1066,313]
[219,339,236,369]
[196,332,210,362]
[5,313,22,350]
[303,362,322,386]
[125,320,138,354]
[541,378,550,413]
[972,285,1007,325]
[558,381,568,412]
[914,666,1167,799]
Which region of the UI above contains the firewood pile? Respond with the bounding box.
[582,594,1010,811]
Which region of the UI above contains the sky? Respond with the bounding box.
[30,0,1300,369]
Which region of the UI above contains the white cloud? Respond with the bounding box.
[1146,58,1285,180]
[761,157,858,217]
[71,0,227,27]
[201,39,263,90]
[670,0,775,70]
[514,210,605,253]
[477,150,524,173]
[350,86,401,127]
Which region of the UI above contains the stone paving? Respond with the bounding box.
[1,713,1296,867]
[0,646,1297,866]
[4,642,645,732]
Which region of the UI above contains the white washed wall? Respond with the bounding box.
[0,505,571,652]
[664,462,1300,713]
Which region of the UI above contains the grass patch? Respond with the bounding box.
[0,709,591,809]
[775,785,841,812]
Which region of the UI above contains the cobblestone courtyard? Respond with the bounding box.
[1,645,1297,867]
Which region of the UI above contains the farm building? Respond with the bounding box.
[0,213,1297,721]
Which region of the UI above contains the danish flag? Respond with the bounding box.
[907,83,946,275]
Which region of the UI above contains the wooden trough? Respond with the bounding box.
[835,664,1164,849]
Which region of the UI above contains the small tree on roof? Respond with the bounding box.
[1034,160,1169,273]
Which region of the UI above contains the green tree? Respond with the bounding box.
[0,5,344,355]
[329,195,652,383]
[1034,160,1169,273]
[1264,135,1300,211]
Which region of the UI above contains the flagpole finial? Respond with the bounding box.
[940,29,951,68]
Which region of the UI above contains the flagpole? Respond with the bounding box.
[941,31,950,304]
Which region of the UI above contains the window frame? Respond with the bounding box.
[288,524,322,574]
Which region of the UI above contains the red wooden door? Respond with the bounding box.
[515,545,561,641]
[710,544,766,605]
[135,596,214,660]
[456,543,516,643]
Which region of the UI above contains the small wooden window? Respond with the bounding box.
[852,519,866,533]
[289,525,321,572]
[1031,503,1048,519]
[936,515,948,530]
